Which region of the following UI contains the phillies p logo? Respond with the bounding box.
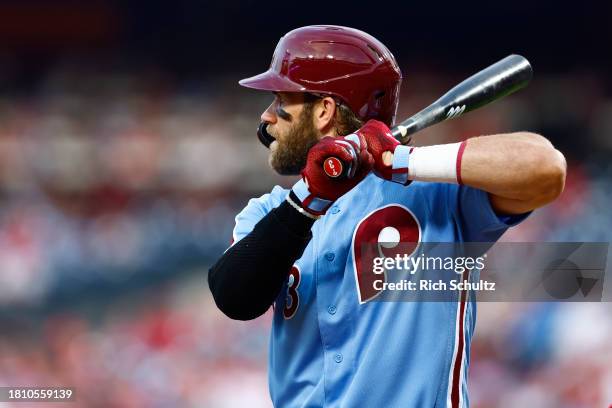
[352,205,421,303]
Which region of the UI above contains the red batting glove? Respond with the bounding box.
[288,134,374,218]
[356,119,412,185]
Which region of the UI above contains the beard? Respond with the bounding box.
[268,104,320,175]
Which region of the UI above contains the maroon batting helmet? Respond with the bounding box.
[239,25,402,127]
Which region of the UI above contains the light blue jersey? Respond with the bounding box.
[232,173,527,408]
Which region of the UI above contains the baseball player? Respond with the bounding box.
[208,25,566,408]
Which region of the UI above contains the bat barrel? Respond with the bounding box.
[391,54,532,144]
[436,54,532,112]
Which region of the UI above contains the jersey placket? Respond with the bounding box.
[313,209,355,406]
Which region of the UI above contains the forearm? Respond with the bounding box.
[460,132,566,204]
[208,200,314,320]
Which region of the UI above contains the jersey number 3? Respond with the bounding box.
[283,265,301,319]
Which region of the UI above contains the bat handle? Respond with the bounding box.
[390,121,415,144]
[391,103,445,144]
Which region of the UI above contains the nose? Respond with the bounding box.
[260,102,277,124]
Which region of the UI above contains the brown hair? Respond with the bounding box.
[334,102,364,136]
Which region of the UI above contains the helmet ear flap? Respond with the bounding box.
[371,90,386,112]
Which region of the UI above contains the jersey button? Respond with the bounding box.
[328,305,337,315]
[325,252,335,262]
[330,206,340,214]
[334,353,343,363]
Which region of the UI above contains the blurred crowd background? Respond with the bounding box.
[0,1,610,407]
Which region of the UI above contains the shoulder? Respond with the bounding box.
[239,185,289,220]
[408,182,482,204]
[232,185,289,242]
[407,180,450,195]
[246,185,289,212]
[402,181,454,209]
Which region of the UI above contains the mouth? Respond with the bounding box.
[257,122,276,148]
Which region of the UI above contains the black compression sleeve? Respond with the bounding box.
[208,199,315,320]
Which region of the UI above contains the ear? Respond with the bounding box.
[312,96,337,136]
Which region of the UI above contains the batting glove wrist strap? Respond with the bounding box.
[390,145,412,185]
[289,179,333,218]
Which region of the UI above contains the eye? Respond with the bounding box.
[275,103,284,115]
[274,96,292,120]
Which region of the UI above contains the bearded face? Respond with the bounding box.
[267,102,320,175]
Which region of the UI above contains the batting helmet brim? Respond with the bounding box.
[239,70,307,93]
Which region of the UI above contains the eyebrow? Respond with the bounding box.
[273,93,292,121]
[275,105,292,121]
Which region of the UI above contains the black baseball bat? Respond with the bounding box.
[322,54,532,179]
[391,54,532,144]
